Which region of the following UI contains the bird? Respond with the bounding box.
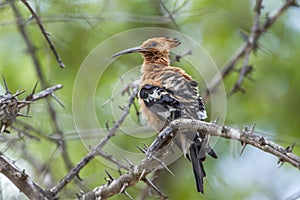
[112,37,217,193]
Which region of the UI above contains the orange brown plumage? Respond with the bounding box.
[112,37,217,193]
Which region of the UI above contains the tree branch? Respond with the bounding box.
[204,0,297,98]
[49,87,138,197]
[8,0,74,175]
[78,118,300,199]
[230,0,263,95]
[0,152,52,200]
[0,80,63,134]
[20,0,65,68]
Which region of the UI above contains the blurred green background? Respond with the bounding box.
[1,0,300,199]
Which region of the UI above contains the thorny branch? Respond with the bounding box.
[0,152,52,199]
[78,118,300,199]
[49,87,138,197]
[230,0,263,95]
[0,79,63,134]
[155,0,181,31]
[204,0,298,98]
[20,0,65,68]
[8,0,74,175]
[0,82,63,199]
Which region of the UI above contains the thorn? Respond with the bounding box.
[285,142,295,153]
[210,117,219,124]
[143,177,167,199]
[119,183,128,194]
[151,155,174,176]
[50,93,65,108]
[104,169,114,181]
[76,174,83,181]
[249,123,256,134]
[142,142,149,150]
[118,106,124,111]
[104,177,112,184]
[25,81,37,103]
[123,190,133,199]
[259,136,267,145]
[32,81,38,94]
[277,158,284,168]
[229,84,246,97]
[17,113,32,118]
[20,169,28,180]
[26,105,31,115]
[240,142,247,156]
[105,120,110,131]
[136,145,146,153]
[123,157,134,168]
[118,168,122,176]
[139,169,146,181]
[2,75,10,95]
[221,126,228,133]
[13,90,26,97]
[1,125,6,134]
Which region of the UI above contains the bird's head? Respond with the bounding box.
[112,37,181,59]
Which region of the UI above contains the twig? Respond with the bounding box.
[49,88,138,196]
[169,119,300,169]
[0,151,52,199]
[142,176,168,200]
[0,13,174,27]
[96,150,130,171]
[8,0,72,173]
[204,0,297,98]
[170,50,192,63]
[78,132,172,200]
[0,81,63,134]
[230,0,263,95]
[156,0,181,31]
[20,84,63,107]
[8,0,46,88]
[20,0,65,68]
[102,79,140,107]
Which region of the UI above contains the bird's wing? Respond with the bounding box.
[139,66,216,193]
[138,66,206,129]
[139,83,182,122]
[159,67,207,120]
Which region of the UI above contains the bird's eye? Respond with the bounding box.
[150,42,158,47]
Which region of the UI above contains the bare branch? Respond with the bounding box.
[169,119,300,169]
[78,131,172,200]
[230,0,263,95]
[78,118,300,199]
[49,88,138,196]
[20,0,65,68]
[20,84,63,107]
[7,0,73,173]
[156,0,181,31]
[204,0,297,98]
[96,151,130,171]
[0,152,52,199]
[0,81,63,134]
[8,0,46,88]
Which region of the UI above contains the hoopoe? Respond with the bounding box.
[112,37,217,193]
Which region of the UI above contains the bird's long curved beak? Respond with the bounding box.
[111,46,147,58]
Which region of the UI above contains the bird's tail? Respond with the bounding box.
[174,131,217,193]
[187,134,217,193]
